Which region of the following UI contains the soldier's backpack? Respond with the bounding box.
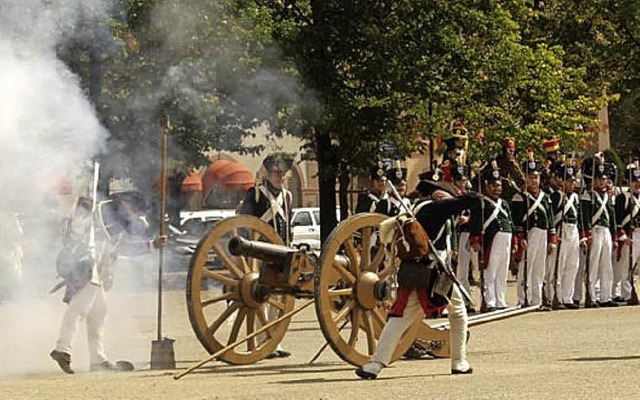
[393,214,430,261]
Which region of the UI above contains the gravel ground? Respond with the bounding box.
[1,270,639,400]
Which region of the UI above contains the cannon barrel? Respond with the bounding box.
[228,236,295,263]
[228,236,350,269]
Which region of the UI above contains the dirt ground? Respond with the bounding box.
[1,271,639,400]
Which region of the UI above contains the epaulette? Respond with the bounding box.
[580,192,591,201]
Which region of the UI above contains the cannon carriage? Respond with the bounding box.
[185,213,533,369]
[185,212,459,367]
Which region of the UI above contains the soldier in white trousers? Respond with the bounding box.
[51,193,166,374]
[454,165,478,311]
[469,163,514,311]
[612,163,640,303]
[356,182,479,379]
[579,160,620,308]
[511,157,557,309]
[544,163,582,309]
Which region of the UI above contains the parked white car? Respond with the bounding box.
[291,207,344,250]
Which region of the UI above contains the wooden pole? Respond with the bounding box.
[174,299,315,380]
[158,116,169,340]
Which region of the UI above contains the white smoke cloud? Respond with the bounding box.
[0,0,112,376]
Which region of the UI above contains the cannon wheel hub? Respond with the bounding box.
[355,272,381,310]
[239,272,270,309]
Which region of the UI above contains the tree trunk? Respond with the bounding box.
[316,130,337,243]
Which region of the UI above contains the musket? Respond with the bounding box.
[628,158,639,306]
[478,164,487,313]
[521,148,535,307]
[551,154,569,309]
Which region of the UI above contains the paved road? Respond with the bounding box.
[0,269,639,399]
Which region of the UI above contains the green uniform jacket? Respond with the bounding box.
[510,190,556,242]
[580,190,618,238]
[615,191,640,236]
[548,188,584,233]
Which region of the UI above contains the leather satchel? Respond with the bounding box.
[395,215,430,261]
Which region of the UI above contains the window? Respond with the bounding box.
[293,211,312,226]
[313,210,320,224]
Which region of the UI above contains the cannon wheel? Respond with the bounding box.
[314,213,420,366]
[186,215,295,365]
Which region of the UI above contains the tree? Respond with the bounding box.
[60,0,306,190]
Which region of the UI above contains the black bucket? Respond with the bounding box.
[151,338,176,370]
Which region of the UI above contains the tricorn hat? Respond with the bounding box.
[416,168,454,196]
[263,152,294,173]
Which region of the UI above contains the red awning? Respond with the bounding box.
[203,159,254,193]
[221,169,254,191]
[180,171,203,193]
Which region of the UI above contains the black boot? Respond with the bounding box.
[50,350,74,374]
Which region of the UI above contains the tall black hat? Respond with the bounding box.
[263,152,294,173]
[553,163,577,180]
[387,167,408,184]
[593,162,610,179]
[370,160,388,181]
[606,163,619,182]
[521,159,544,175]
[418,168,444,183]
[626,158,640,183]
[482,160,502,184]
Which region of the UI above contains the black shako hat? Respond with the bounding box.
[370,160,388,181]
[521,159,543,175]
[553,163,577,180]
[387,167,407,184]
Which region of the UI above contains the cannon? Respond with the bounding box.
[183,213,535,373]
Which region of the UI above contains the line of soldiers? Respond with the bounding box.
[356,136,640,314]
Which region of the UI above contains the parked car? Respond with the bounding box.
[291,207,345,250]
[166,209,236,272]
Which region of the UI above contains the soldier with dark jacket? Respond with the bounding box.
[356,162,389,214]
[469,162,514,311]
[240,154,294,244]
[356,179,478,379]
[239,153,295,358]
[579,159,621,308]
[511,156,557,309]
[612,162,640,303]
[544,162,583,309]
[375,164,411,216]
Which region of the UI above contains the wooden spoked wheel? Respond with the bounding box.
[314,213,421,366]
[186,215,295,365]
